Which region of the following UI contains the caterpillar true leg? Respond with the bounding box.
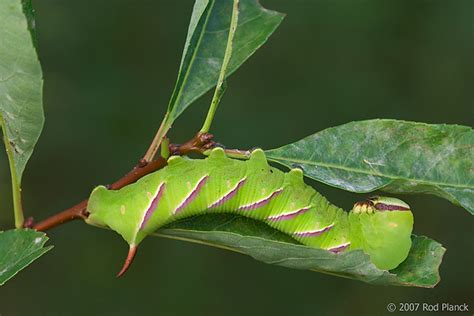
[86,148,414,275]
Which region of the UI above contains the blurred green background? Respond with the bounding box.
[1,0,473,315]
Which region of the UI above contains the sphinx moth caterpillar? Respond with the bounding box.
[86,148,414,276]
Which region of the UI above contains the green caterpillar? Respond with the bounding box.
[86,148,414,275]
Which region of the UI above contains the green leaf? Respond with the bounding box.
[0,229,52,286]
[168,0,284,121]
[0,0,44,182]
[155,214,445,287]
[0,0,44,226]
[265,119,474,214]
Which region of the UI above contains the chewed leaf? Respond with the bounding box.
[155,214,445,288]
[265,119,474,214]
[143,0,284,159]
[0,229,53,286]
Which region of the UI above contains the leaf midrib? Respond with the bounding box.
[169,0,216,118]
[267,155,473,190]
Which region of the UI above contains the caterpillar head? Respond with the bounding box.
[350,196,414,270]
[352,196,411,214]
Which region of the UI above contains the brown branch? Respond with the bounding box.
[169,132,215,155]
[32,132,215,232]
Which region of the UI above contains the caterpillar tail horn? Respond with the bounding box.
[117,244,138,278]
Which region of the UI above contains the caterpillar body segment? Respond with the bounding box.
[86,148,414,275]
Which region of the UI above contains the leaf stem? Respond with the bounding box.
[200,0,240,134]
[160,137,170,159]
[0,113,24,228]
[142,112,171,162]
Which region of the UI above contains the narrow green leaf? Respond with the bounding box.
[0,229,52,286]
[168,0,284,121]
[0,0,44,226]
[265,119,474,214]
[155,214,444,287]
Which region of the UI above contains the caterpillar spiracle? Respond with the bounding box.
[86,148,414,276]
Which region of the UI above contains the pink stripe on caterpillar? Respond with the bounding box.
[208,178,247,209]
[174,175,209,214]
[140,182,166,229]
[328,242,350,253]
[238,188,283,211]
[267,206,311,222]
[293,223,334,237]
